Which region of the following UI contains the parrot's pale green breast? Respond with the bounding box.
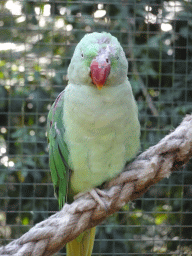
[63,81,140,194]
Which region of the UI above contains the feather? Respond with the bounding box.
[47,91,70,208]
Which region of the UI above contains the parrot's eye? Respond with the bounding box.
[81,52,84,58]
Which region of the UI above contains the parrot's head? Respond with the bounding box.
[67,32,128,89]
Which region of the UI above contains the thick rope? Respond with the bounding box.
[0,115,192,256]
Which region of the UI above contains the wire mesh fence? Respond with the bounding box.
[0,0,192,255]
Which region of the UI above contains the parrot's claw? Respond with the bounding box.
[94,188,110,199]
[74,188,109,211]
[89,189,108,211]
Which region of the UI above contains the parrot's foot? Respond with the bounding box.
[89,189,108,211]
[74,188,109,211]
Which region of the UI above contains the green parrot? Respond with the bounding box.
[47,32,140,256]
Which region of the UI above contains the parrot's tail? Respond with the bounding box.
[66,227,96,256]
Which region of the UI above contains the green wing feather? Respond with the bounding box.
[47,90,70,209]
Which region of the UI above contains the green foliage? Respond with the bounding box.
[0,0,191,254]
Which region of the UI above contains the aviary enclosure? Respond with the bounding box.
[0,0,192,255]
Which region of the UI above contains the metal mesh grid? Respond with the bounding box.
[0,0,192,255]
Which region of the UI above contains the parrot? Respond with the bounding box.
[47,32,140,256]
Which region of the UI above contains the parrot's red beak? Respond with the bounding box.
[90,59,111,89]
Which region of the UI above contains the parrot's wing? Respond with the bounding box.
[47,90,69,209]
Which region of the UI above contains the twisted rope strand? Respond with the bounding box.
[1,115,192,256]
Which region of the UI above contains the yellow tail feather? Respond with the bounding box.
[66,227,96,256]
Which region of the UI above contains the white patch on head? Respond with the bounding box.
[97,35,111,44]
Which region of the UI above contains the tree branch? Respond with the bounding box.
[1,115,192,256]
